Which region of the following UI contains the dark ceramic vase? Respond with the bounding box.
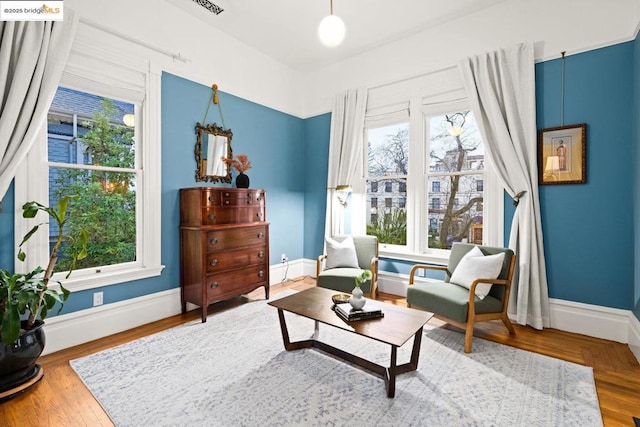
[236,173,250,189]
[0,320,46,400]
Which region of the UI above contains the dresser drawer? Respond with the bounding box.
[206,225,267,251]
[206,245,267,273]
[205,264,268,300]
[202,207,265,225]
[220,190,265,207]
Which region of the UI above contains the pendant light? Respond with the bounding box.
[318,0,345,47]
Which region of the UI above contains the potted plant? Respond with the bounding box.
[0,195,87,400]
[222,153,252,188]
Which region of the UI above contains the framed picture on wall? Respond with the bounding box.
[538,123,586,185]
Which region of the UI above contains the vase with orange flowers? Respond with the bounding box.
[222,154,252,188]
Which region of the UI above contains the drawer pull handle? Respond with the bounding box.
[208,214,217,220]
[210,282,219,289]
[210,259,218,266]
[257,212,263,219]
[256,196,261,202]
[208,196,214,202]
[246,200,252,205]
[210,237,218,245]
[258,251,264,258]
[225,192,230,197]
[225,201,230,205]
[257,232,264,239]
[258,270,264,278]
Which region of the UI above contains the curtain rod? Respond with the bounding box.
[79,18,190,63]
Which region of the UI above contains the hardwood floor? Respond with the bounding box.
[2,276,639,426]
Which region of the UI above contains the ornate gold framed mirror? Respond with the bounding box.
[195,122,233,183]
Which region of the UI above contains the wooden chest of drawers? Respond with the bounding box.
[180,187,270,322]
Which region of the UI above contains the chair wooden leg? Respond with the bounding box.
[502,314,516,334]
[464,321,474,353]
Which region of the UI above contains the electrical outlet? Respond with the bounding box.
[281,253,288,263]
[93,291,104,307]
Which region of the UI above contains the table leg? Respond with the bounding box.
[276,308,313,351]
[386,346,398,398]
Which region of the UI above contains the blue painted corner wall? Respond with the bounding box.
[537,42,634,310]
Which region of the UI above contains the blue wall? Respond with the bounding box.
[302,113,331,260]
[1,42,638,317]
[536,42,634,310]
[634,32,640,322]
[0,183,15,272]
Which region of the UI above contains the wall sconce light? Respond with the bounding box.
[318,0,345,47]
[122,113,135,127]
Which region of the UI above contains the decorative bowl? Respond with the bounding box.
[331,293,350,305]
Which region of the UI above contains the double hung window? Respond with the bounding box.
[16,41,163,291]
[362,98,499,261]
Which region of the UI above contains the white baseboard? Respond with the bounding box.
[548,298,630,343]
[43,287,182,355]
[43,261,304,355]
[271,259,306,285]
[629,313,640,362]
[42,258,640,365]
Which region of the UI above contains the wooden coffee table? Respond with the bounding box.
[268,287,433,398]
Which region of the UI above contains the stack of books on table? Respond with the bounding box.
[335,303,384,322]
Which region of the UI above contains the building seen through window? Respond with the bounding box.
[365,110,485,252]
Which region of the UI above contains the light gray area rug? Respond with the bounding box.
[70,293,602,426]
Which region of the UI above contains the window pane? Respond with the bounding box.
[427,174,483,249]
[47,87,137,273]
[429,111,483,173]
[367,123,409,177]
[366,178,407,245]
[49,168,137,272]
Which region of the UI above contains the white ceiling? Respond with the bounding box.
[165,0,508,73]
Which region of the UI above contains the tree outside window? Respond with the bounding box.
[427,111,484,249]
[365,123,408,246]
[47,88,137,273]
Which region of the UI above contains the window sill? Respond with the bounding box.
[378,248,449,266]
[50,265,165,292]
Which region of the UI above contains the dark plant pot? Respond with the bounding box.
[0,320,46,400]
[236,172,250,188]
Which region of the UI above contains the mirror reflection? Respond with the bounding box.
[195,123,232,183]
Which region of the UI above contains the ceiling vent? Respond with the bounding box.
[193,0,223,15]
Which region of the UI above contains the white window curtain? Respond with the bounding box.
[0,10,78,201]
[325,88,368,237]
[459,42,550,329]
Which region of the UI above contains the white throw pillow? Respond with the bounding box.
[325,236,359,269]
[450,246,505,300]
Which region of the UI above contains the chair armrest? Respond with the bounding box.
[369,256,379,298]
[316,254,327,278]
[467,278,510,304]
[409,264,449,285]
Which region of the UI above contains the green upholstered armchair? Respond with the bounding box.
[316,235,379,299]
[407,243,516,353]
